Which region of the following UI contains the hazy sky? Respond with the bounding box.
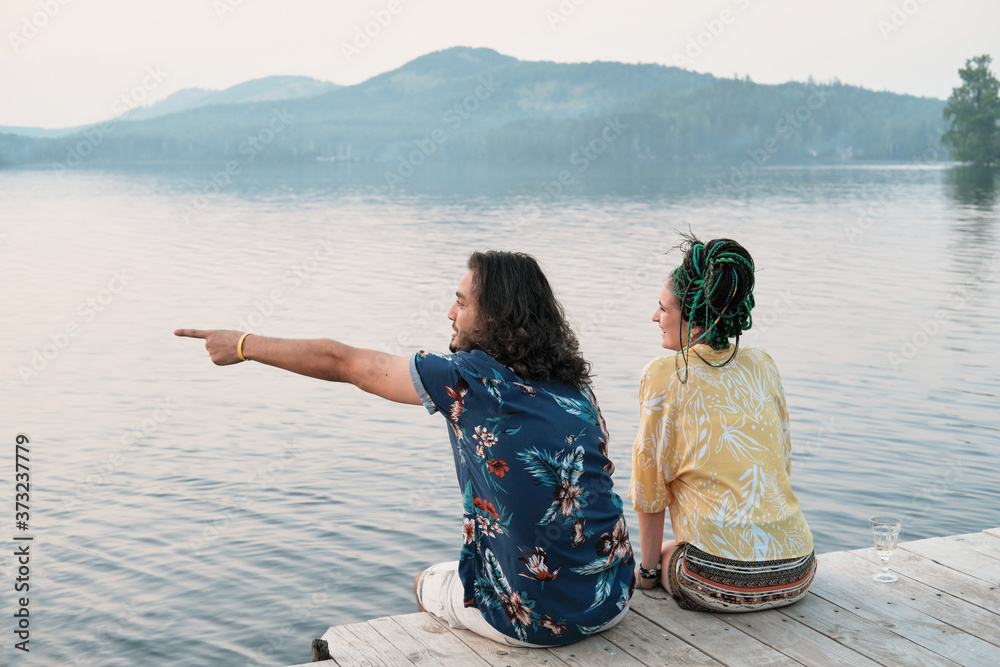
[2,0,998,128]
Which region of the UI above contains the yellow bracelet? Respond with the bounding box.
[237,332,253,361]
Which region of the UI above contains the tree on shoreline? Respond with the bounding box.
[942,55,1000,165]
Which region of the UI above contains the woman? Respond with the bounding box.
[628,234,816,612]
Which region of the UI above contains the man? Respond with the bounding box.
[175,250,634,647]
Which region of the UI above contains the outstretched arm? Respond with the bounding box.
[173,329,421,405]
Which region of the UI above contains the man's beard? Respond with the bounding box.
[449,329,482,354]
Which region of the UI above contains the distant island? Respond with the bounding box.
[0,47,947,169]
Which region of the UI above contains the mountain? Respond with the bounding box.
[0,47,947,168]
[120,88,216,122]
[0,125,89,138]
[121,75,339,121]
[0,75,338,135]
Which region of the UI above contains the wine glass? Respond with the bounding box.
[870,516,902,583]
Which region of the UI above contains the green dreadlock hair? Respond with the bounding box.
[669,233,755,379]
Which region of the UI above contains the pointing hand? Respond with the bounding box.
[174,329,245,366]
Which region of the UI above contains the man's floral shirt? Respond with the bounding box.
[412,350,635,645]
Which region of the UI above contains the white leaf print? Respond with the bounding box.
[748,523,781,561]
[682,388,712,470]
[563,446,586,487]
[762,469,792,520]
[785,529,808,555]
[709,490,738,527]
[482,548,512,597]
[636,445,657,472]
[736,358,773,418]
[716,395,743,415]
[701,521,740,560]
[629,481,650,510]
[640,389,671,416]
[688,364,725,391]
[716,414,767,462]
[733,465,764,526]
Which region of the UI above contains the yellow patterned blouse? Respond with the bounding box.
[628,344,813,561]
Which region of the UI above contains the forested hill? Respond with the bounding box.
[0,47,946,167]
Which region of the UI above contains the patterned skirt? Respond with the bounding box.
[666,544,817,613]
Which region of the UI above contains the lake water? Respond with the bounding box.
[2,161,998,666]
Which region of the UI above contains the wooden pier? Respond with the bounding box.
[288,527,1000,666]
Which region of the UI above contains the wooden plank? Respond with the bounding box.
[322,620,414,667]
[952,532,1000,559]
[775,592,963,667]
[411,608,714,667]
[846,546,1000,616]
[544,633,648,667]
[718,609,880,667]
[599,612,723,666]
[393,613,518,665]
[628,588,802,665]
[828,551,1000,649]
[809,553,998,666]
[420,612,647,667]
[900,536,1000,585]
[369,614,493,666]
[424,614,573,667]
[293,530,1000,667]
[285,662,339,667]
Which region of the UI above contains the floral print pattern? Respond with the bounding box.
[518,546,562,583]
[413,350,634,645]
[628,345,813,561]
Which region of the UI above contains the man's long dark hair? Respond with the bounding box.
[467,250,592,388]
